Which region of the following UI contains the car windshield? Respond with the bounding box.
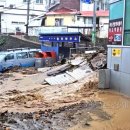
[0,54,6,61]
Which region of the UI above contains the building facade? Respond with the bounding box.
[28,7,109,38]
[0,0,47,34]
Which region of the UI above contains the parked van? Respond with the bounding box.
[0,48,41,72]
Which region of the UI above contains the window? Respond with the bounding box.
[16,52,28,59]
[29,51,37,58]
[77,16,80,21]
[36,0,43,4]
[12,21,25,25]
[88,18,92,24]
[5,54,14,60]
[55,18,64,26]
[23,0,27,2]
[84,18,92,25]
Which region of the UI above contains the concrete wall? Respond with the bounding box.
[45,15,74,26]
[98,17,109,38]
[0,35,40,51]
[107,46,130,96]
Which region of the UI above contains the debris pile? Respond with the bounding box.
[85,48,107,70]
[0,101,111,130]
[44,57,92,85]
[76,80,98,98]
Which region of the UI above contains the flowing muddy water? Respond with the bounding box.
[69,91,130,130]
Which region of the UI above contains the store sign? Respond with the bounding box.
[108,18,123,45]
[112,48,121,57]
[39,35,80,43]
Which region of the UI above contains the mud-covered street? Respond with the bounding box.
[0,66,130,130]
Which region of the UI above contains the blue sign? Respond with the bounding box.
[81,0,92,4]
[39,35,80,43]
[114,34,122,42]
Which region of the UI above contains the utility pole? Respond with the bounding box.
[92,0,97,47]
[26,0,30,36]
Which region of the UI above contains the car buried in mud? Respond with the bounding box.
[0,48,41,72]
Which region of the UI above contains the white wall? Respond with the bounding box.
[0,0,47,11]
[0,0,46,34]
[81,3,94,11]
[1,14,27,33]
[98,17,109,38]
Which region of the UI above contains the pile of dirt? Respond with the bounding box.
[0,100,111,130]
[9,93,44,104]
[76,80,98,97]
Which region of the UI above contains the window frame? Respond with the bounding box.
[36,0,43,4]
[5,53,15,61]
[16,52,28,59]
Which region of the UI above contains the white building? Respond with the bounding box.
[0,0,48,34]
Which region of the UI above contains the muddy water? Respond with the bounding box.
[0,101,110,130]
[69,91,130,130]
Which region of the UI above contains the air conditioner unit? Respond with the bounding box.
[98,69,110,89]
[9,4,15,9]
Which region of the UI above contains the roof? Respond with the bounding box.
[46,7,79,15]
[46,7,109,17]
[80,10,109,17]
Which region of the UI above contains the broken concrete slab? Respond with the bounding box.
[47,64,72,76]
[90,53,107,70]
[69,57,84,66]
[45,73,76,85]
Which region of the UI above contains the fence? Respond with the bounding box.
[69,46,98,59]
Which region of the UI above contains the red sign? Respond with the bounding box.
[108,18,123,45]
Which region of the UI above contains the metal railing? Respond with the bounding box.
[69,46,98,59]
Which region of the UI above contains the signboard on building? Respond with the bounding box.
[112,48,121,57]
[108,18,123,45]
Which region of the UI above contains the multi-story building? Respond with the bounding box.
[28,7,109,38]
[0,0,47,34]
[27,0,109,38]
[81,0,109,11]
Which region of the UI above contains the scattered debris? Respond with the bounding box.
[85,49,107,70]
[5,67,38,75]
[45,73,77,85]
[0,101,111,130]
[0,73,13,80]
[69,57,84,66]
[47,64,72,76]
[5,90,22,96]
[9,93,44,104]
[76,80,98,97]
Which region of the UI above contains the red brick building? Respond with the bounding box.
[49,0,80,11]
